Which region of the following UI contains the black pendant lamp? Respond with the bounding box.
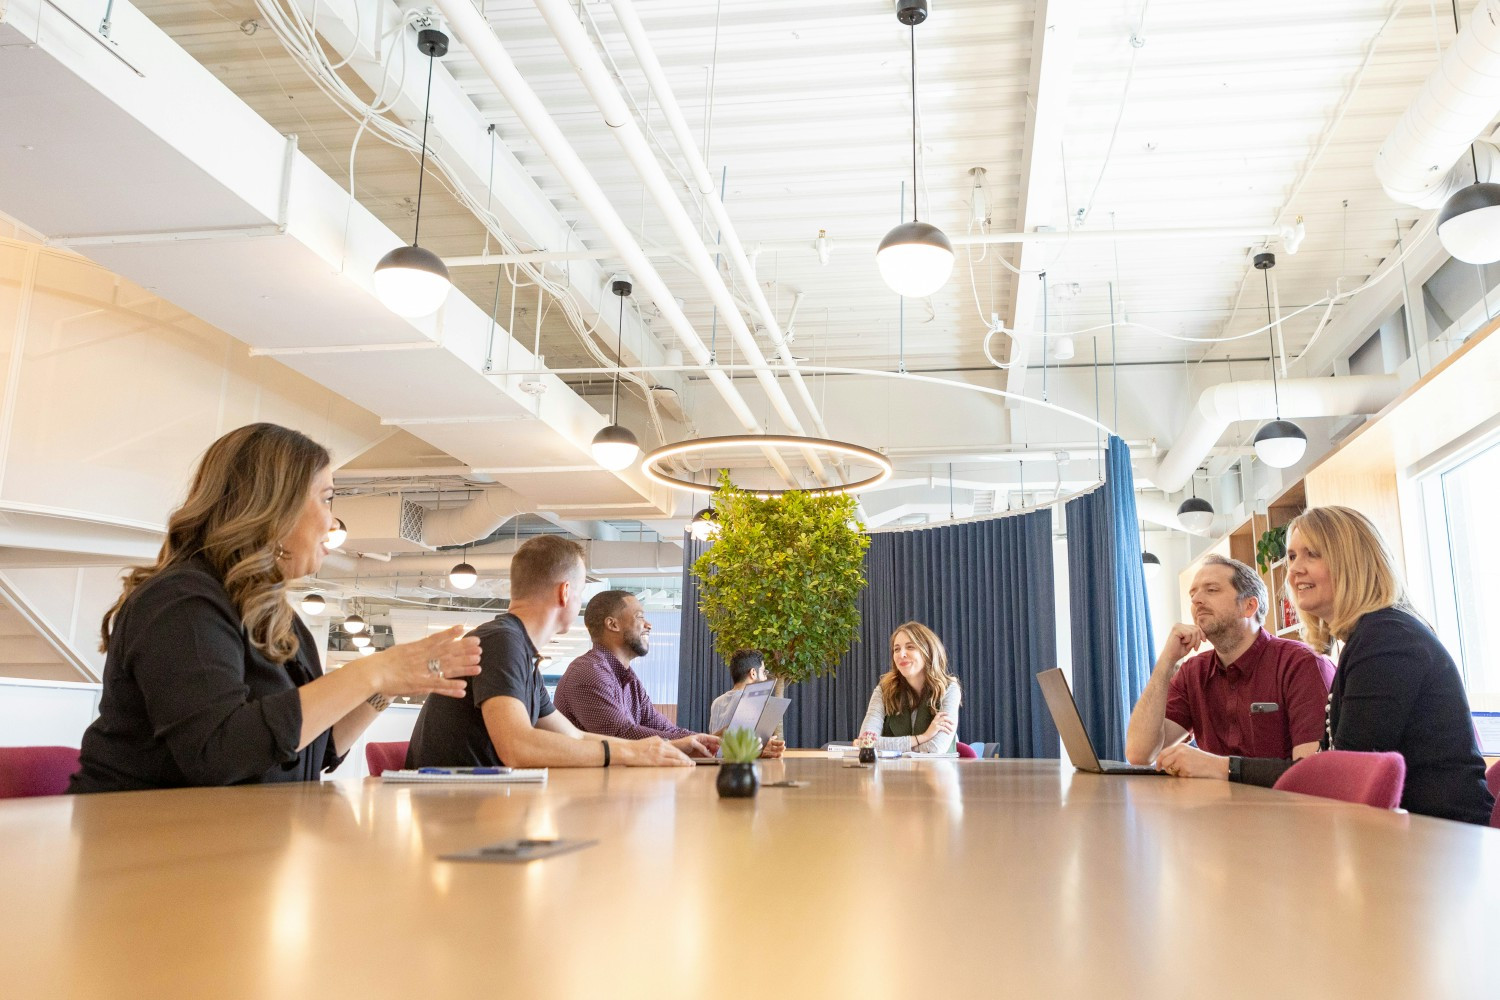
[373,28,453,318]
[1251,253,1307,469]
[876,0,953,299]
[591,279,641,470]
[449,544,478,591]
[1436,2,1500,264]
[1177,469,1214,533]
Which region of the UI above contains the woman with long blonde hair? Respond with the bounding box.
[854,622,961,754]
[70,423,481,793]
[1156,505,1493,825]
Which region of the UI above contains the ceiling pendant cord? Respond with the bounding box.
[613,285,626,424]
[910,21,918,224]
[413,39,438,249]
[1040,270,1049,402]
[1262,265,1281,419]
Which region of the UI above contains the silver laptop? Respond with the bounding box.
[694,682,784,764]
[1035,668,1163,776]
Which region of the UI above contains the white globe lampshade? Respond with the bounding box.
[299,593,326,615]
[1436,182,1500,265]
[373,245,452,318]
[358,645,376,657]
[876,221,955,298]
[1176,497,1215,533]
[688,509,721,542]
[591,423,640,471]
[1253,419,1308,469]
[326,518,347,549]
[350,633,371,648]
[1142,551,1162,580]
[1051,334,1076,362]
[342,614,367,635]
[448,562,478,590]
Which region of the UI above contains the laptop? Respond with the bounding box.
[1035,668,1164,776]
[694,681,781,764]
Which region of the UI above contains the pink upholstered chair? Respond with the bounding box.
[956,741,978,759]
[364,741,410,777]
[1272,750,1405,809]
[0,746,80,798]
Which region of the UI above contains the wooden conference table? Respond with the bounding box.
[2,755,1497,999]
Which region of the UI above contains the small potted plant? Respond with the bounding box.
[1256,525,1288,574]
[716,727,761,799]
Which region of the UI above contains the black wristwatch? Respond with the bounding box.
[1227,755,1243,783]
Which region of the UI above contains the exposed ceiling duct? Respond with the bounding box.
[1375,0,1500,209]
[1152,375,1400,495]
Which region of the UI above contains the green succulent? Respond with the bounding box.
[1256,525,1288,574]
[721,727,762,764]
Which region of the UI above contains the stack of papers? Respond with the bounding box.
[824,744,960,760]
[381,767,547,784]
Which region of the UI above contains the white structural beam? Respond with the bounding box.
[1004,0,1078,406]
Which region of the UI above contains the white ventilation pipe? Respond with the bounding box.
[1375,0,1500,208]
[430,0,799,485]
[1153,375,1400,495]
[606,0,831,439]
[421,487,529,548]
[529,0,832,482]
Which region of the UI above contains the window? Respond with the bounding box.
[1419,434,1500,710]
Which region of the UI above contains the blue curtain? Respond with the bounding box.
[678,512,1058,756]
[1064,435,1154,761]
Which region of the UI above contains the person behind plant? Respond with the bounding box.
[70,423,482,793]
[1156,506,1495,826]
[704,648,786,756]
[854,622,960,754]
[1124,554,1334,767]
[406,535,692,770]
[553,590,721,757]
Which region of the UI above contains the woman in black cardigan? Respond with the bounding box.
[70,423,481,793]
[1156,505,1493,825]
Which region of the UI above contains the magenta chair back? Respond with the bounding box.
[0,746,80,798]
[364,741,410,777]
[1273,750,1405,809]
[956,741,978,759]
[1486,761,1500,829]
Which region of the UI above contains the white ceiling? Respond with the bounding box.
[26,0,1497,540]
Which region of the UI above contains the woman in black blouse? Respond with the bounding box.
[1158,505,1493,825]
[70,423,480,793]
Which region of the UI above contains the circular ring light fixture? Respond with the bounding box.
[642,435,894,497]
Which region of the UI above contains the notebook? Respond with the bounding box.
[381,767,548,783]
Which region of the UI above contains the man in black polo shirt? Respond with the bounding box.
[406,534,692,769]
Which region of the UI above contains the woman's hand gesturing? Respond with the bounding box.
[367,625,481,700]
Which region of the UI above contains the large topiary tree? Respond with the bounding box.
[691,474,870,695]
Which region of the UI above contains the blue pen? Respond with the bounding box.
[417,767,452,774]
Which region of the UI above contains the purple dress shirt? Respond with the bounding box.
[553,645,694,740]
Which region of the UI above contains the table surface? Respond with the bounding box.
[2,756,1497,999]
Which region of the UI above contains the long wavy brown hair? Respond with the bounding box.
[879,621,958,716]
[100,423,331,663]
[1285,505,1409,655]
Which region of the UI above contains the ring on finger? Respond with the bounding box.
[426,657,443,678]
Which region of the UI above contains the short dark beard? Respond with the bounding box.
[624,633,649,658]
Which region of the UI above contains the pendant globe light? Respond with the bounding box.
[688,508,721,542]
[326,518,347,549]
[1177,469,1215,533]
[876,0,953,299]
[372,28,452,318]
[1142,550,1162,580]
[449,544,478,590]
[1437,181,1500,264]
[350,632,371,649]
[342,612,367,635]
[299,592,326,615]
[591,279,641,470]
[1250,253,1307,469]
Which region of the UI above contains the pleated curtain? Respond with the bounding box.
[1063,435,1155,761]
[678,510,1059,755]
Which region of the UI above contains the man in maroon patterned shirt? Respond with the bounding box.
[553,591,722,758]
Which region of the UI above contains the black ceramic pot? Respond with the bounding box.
[716,762,758,798]
[858,746,877,764]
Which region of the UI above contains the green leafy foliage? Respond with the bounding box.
[1256,525,1288,574]
[692,472,870,687]
[720,727,762,763]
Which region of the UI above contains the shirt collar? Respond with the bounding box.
[591,643,631,679]
[1210,627,1270,678]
